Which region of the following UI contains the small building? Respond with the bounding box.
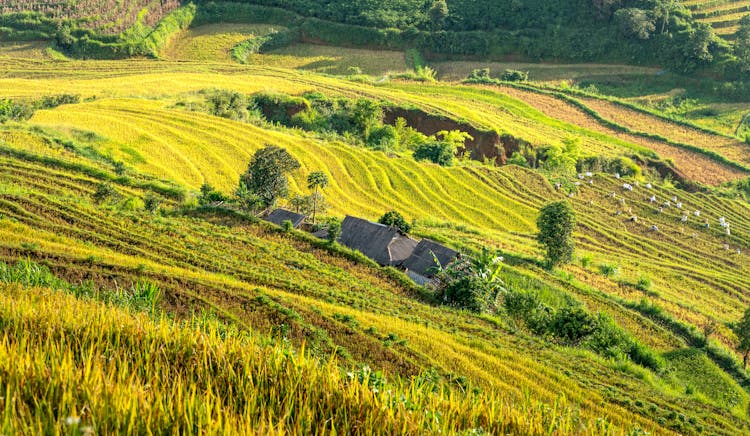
[263,208,306,229]
[338,216,418,266]
[402,239,459,285]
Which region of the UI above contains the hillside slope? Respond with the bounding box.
[0,12,749,430]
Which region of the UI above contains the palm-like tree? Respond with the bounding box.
[307,171,329,223]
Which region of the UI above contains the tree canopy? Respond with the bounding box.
[378,210,411,234]
[537,201,576,268]
[240,145,301,209]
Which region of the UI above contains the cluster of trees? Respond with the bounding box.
[250,92,473,167]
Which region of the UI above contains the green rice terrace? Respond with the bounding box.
[1,0,750,434]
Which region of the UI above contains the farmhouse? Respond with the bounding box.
[263,208,306,229]
[402,239,460,285]
[338,216,418,266]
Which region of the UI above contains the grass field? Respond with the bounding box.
[161,23,281,62]
[257,43,410,75]
[0,41,52,60]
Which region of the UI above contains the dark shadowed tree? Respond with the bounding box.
[537,201,576,268]
[735,15,750,72]
[733,307,750,368]
[240,145,300,209]
[429,0,449,30]
[614,8,655,40]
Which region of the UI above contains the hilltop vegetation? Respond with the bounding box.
[1,0,750,77]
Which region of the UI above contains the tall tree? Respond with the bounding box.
[307,171,329,223]
[733,307,750,368]
[240,145,300,210]
[735,15,750,72]
[429,0,449,30]
[537,201,576,268]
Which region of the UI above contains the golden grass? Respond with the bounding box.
[161,23,281,62]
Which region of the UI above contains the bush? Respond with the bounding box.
[0,98,34,123]
[144,193,161,213]
[507,152,528,167]
[203,89,249,121]
[414,141,454,166]
[92,183,118,204]
[282,219,294,232]
[548,307,599,345]
[367,125,398,151]
[378,210,411,233]
[437,276,493,313]
[327,218,342,243]
[627,340,664,372]
[598,263,619,278]
[500,69,528,82]
[198,183,227,206]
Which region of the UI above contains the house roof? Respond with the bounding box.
[402,239,459,277]
[264,209,306,228]
[339,216,414,266]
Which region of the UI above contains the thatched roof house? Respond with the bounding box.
[338,216,418,266]
[402,239,459,284]
[263,208,306,229]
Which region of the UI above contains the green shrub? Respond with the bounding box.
[500,69,528,82]
[635,276,652,292]
[579,255,592,268]
[414,141,454,166]
[144,193,162,213]
[198,183,228,205]
[598,263,619,278]
[548,307,599,345]
[327,218,342,244]
[0,98,34,123]
[627,341,664,372]
[202,89,249,121]
[118,196,145,212]
[93,183,118,204]
[367,125,398,151]
[507,152,527,167]
[378,210,411,233]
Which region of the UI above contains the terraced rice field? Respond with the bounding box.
[11,87,750,351]
[2,53,750,433]
[577,96,750,165]
[5,122,750,433]
[683,0,750,37]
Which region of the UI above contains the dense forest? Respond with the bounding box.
[213,0,738,74]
